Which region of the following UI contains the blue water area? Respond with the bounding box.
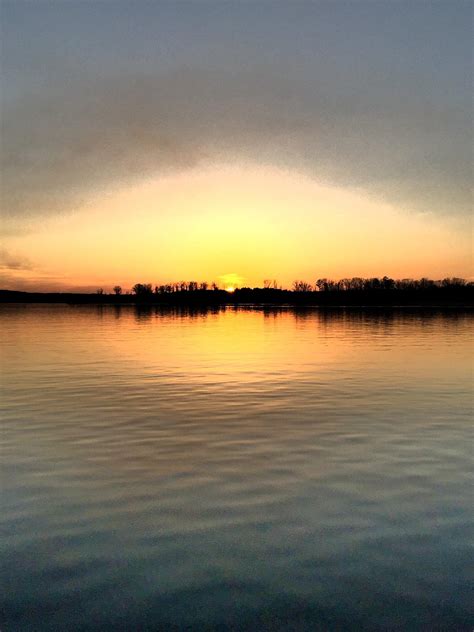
[1,305,473,631]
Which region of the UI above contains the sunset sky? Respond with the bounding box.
[1,1,472,291]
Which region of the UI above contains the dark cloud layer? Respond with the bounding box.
[2,64,471,232]
[1,2,472,234]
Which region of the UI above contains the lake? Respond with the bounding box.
[1,305,472,631]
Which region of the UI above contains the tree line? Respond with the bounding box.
[101,277,471,296]
[293,276,470,292]
[107,282,219,296]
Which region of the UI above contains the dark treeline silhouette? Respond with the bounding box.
[1,276,472,306]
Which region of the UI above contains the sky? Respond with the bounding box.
[1,0,472,291]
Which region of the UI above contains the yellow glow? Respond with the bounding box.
[219,273,244,289]
[2,163,471,291]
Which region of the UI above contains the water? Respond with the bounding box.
[1,305,473,631]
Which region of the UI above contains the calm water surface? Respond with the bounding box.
[1,305,473,631]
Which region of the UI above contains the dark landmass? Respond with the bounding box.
[1,277,472,307]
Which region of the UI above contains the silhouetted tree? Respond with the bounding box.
[419,277,434,289]
[381,276,395,290]
[442,277,466,288]
[96,288,104,295]
[350,277,364,290]
[293,280,312,292]
[113,285,122,295]
[264,279,279,289]
[132,283,153,296]
[315,278,327,291]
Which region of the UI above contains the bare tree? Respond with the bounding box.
[113,285,122,295]
[293,280,312,292]
[264,279,279,289]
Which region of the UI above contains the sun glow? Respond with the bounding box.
[226,286,236,293]
[2,163,471,292]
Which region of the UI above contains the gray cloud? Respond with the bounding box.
[0,248,33,271]
[2,65,471,231]
[0,271,101,293]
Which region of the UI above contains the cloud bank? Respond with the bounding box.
[2,65,471,234]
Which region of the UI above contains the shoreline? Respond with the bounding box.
[0,286,474,310]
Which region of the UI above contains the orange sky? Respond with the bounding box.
[1,164,471,292]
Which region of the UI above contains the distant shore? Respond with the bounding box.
[1,288,472,308]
